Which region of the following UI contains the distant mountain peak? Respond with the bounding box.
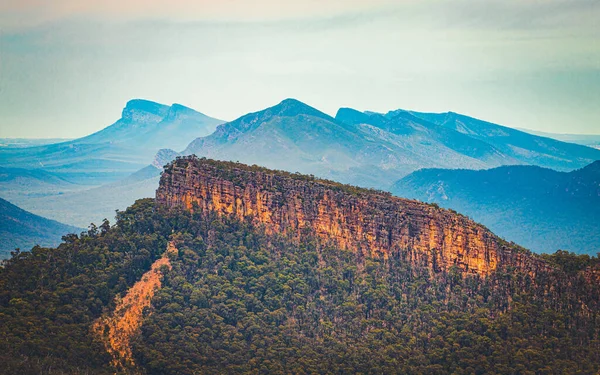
[122,99,170,121]
[152,148,180,169]
[269,98,333,120]
[210,98,334,137]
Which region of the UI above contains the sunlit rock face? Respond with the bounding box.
[156,156,552,277]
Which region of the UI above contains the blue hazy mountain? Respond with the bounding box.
[4,98,599,231]
[0,99,222,227]
[12,165,161,228]
[0,197,81,259]
[392,161,600,255]
[395,110,600,171]
[336,108,520,166]
[179,99,531,188]
[0,99,223,185]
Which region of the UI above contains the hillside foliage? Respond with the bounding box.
[0,199,598,374]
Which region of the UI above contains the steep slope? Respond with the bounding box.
[0,171,598,374]
[402,110,600,171]
[157,156,555,277]
[0,197,81,259]
[93,241,177,372]
[392,161,600,255]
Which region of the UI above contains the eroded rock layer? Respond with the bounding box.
[156,157,553,277]
[93,242,177,372]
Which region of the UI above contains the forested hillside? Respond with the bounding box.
[392,161,600,254]
[1,198,598,374]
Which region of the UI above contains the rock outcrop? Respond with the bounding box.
[93,242,177,373]
[156,156,554,277]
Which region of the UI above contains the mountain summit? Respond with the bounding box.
[0,99,224,182]
[81,99,222,151]
[120,99,170,121]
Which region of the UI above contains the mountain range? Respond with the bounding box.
[2,97,599,248]
[172,99,600,189]
[392,161,600,255]
[0,99,223,186]
[0,100,222,227]
[0,197,80,259]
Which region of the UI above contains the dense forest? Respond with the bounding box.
[1,198,599,374]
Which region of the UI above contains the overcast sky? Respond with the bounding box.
[0,0,598,138]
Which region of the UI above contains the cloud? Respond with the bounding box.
[2,0,598,32]
[0,0,598,137]
[0,0,399,30]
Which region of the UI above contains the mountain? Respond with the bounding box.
[517,129,600,150]
[392,161,600,255]
[79,100,223,153]
[181,98,410,188]
[399,109,600,171]
[0,99,222,227]
[176,99,499,189]
[177,99,600,190]
[0,197,81,259]
[0,99,223,186]
[158,157,549,276]
[1,157,598,374]
[335,108,520,167]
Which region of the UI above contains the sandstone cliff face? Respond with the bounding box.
[156,157,553,277]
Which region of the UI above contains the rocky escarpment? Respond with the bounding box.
[156,156,554,277]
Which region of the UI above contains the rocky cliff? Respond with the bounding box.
[156,156,554,277]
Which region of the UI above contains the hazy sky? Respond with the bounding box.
[0,0,599,138]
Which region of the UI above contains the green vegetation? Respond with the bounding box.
[1,198,599,374]
[174,155,393,198]
[392,162,600,255]
[541,250,600,275]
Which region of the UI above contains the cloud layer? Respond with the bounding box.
[1,0,598,137]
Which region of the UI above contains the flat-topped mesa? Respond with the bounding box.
[156,156,553,277]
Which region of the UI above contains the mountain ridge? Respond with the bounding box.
[176,98,600,191]
[0,197,81,259]
[392,160,600,254]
